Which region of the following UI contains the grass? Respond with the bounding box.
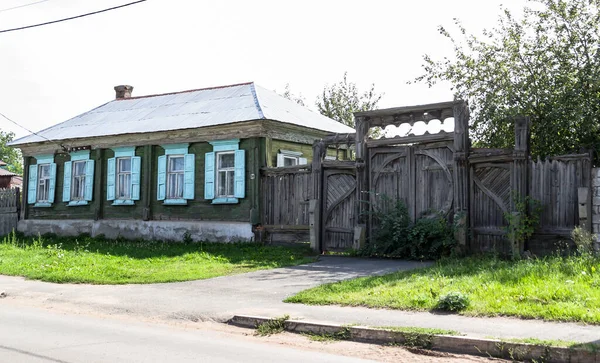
[375,326,460,336]
[495,337,599,352]
[0,233,315,284]
[256,315,289,336]
[285,255,600,324]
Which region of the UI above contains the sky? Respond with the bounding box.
[0,0,528,139]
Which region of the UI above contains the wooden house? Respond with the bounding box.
[9,82,353,241]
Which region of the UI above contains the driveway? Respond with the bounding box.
[0,257,427,322]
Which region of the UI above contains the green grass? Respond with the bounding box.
[375,326,460,336]
[495,337,599,351]
[0,233,315,284]
[285,255,600,324]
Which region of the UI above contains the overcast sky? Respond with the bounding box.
[0,0,528,139]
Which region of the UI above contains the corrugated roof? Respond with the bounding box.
[10,82,354,146]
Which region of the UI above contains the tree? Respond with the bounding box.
[316,72,383,129]
[414,0,600,160]
[280,83,306,106]
[0,130,22,174]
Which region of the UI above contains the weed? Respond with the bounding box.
[255,315,289,336]
[304,327,352,342]
[437,291,470,312]
[376,326,460,336]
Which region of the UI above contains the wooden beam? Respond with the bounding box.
[366,132,453,148]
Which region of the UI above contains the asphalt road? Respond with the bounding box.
[0,305,375,363]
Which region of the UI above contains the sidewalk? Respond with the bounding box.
[1,256,599,345]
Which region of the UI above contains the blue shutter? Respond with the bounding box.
[157,155,166,201]
[27,164,37,204]
[63,161,72,202]
[84,160,95,201]
[234,150,245,198]
[131,156,141,201]
[106,158,116,201]
[204,152,215,200]
[48,163,57,203]
[183,153,195,200]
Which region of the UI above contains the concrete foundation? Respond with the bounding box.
[17,219,254,242]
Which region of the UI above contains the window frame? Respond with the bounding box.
[215,151,235,198]
[116,156,132,200]
[166,154,185,200]
[36,163,51,203]
[70,160,87,201]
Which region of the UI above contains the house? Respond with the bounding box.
[0,160,22,189]
[9,82,354,242]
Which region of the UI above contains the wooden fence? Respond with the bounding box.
[0,188,19,236]
[260,166,313,243]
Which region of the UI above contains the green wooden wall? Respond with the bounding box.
[268,139,348,167]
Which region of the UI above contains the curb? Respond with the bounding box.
[229,315,599,363]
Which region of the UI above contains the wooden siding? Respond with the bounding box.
[268,139,348,167]
[0,188,19,236]
[261,166,313,226]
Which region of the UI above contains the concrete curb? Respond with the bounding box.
[229,315,599,363]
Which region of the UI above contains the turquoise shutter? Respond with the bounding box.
[234,150,245,198]
[84,160,95,201]
[48,163,57,203]
[183,153,195,200]
[204,152,215,200]
[106,158,116,201]
[63,161,72,202]
[27,165,37,204]
[157,155,166,201]
[131,156,141,201]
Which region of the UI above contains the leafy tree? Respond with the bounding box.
[0,130,22,174]
[414,0,600,160]
[316,72,383,129]
[280,83,306,106]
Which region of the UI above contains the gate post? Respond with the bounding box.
[311,140,325,252]
[355,116,369,228]
[511,116,531,256]
[453,101,470,254]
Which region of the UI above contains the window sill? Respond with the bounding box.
[112,200,135,206]
[34,202,52,208]
[211,197,239,205]
[163,199,187,205]
[67,200,89,207]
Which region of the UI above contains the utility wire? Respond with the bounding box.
[0,0,50,14]
[0,0,146,34]
[0,111,67,151]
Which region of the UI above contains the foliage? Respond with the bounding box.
[285,254,600,323]
[256,314,289,336]
[0,129,22,174]
[504,194,543,258]
[436,291,470,312]
[571,226,596,255]
[0,232,314,284]
[279,83,306,106]
[361,197,456,260]
[376,326,460,336]
[315,72,383,131]
[414,0,600,161]
[304,327,351,342]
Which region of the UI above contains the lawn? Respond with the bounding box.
[0,233,315,284]
[285,255,600,324]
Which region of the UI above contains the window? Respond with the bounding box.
[36,164,51,203]
[167,155,185,199]
[205,139,245,204]
[216,152,235,197]
[116,157,132,199]
[71,160,87,201]
[28,155,56,207]
[107,147,141,205]
[63,150,94,206]
[157,144,194,204]
[276,149,307,167]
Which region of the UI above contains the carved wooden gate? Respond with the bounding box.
[469,152,513,254]
[321,162,356,252]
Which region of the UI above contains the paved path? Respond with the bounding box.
[1,256,599,345]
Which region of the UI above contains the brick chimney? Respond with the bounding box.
[114,85,134,99]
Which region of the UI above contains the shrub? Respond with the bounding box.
[571,226,596,255]
[437,291,470,312]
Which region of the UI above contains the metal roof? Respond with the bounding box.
[10,82,355,146]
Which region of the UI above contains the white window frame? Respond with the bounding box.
[71,160,87,201]
[116,157,132,200]
[216,151,235,198]
[36,163,51,203]
[166,155,185,199]
[277,149,307,167]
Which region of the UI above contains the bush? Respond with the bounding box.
[361,197,456,260]
[437,291,470,312]
[571,226,596,255]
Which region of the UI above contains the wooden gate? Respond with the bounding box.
[321,161,356,252]
[0,188,20,236]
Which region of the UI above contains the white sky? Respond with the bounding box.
[0,0,528,139]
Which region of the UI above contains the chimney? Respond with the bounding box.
[114,85,134,99]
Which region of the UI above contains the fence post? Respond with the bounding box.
[21,156,29,221]
[355,116,369,233]
[311,140,325,252]
[452,101,470,254]
[511,116,531,256]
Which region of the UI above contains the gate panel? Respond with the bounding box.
[322,168,356,252]
[414,145,454,218]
